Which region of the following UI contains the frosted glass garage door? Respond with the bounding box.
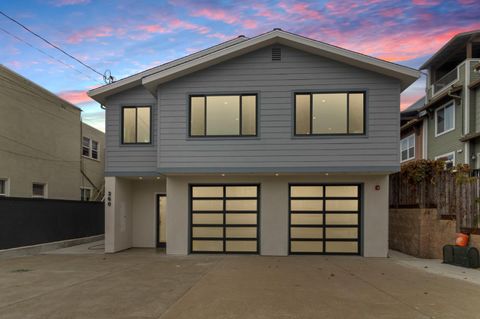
[289,185,360,255]
[190,185,259,253]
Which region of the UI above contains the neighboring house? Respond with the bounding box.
[407,30,480,167]
[0,64,105,201]
[400,98,427,163]
[88,29,420,256]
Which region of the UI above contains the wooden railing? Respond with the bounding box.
[389,171,480,231]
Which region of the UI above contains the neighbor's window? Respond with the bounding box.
[295,92,365,135]
[82,137,99,160]
[190,95,257,136]
[81,187,91,201]
[82,137,90,157]
[435,152,455,169]
[0,179,7,196]
[32,183,46,198]
[122,106,151,144]
[400,134,415,162]
[435,102,454,136]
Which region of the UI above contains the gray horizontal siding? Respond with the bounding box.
[157,45,401,172]
[105,86,157,174]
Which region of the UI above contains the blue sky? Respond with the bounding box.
[1,0,479,131]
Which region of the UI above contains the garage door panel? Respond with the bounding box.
[192,200,223,211]
[325,227,358,239]
[291,214,323,225]
[192,240,223,252]
[291,227,323,239]
[226,199,257,211]
[192,213,223,225]
[291,200,323,211]
[226,227,257,238]
[191,185,259,254]
[325,200,358,211]
[192,227,223,238]
[325,241,358,253]
[226,240,257,252]
[325,213,358,225]
[290,184,360,255]
[291,241,323,253]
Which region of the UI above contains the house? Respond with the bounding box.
[402,30,480,167]
[400,97,427,163]
[0,64,105,201]
[88,29,420,256]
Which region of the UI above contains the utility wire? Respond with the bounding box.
[0,26,102,84]
[0,10,104,78]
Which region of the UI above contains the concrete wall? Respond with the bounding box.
[166,173,389,257]
[390,208,480,259]
[0,65,82,199]
[81,123,105,196]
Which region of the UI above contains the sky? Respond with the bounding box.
[1,0,479,132]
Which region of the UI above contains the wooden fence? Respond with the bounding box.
[389,171,480,232]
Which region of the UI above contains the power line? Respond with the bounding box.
[0,26,102,84]
[0,10,105,78]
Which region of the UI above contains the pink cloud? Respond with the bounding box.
[412,0,440,6]
[378,7,404,17]
[66,26,116,44]
[52,0,90,6]
[58,90,92,105]
[278,1,324,21]
[193,8,237,24]
[243,20,258,29]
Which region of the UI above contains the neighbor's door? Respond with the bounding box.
[157,194,167,248]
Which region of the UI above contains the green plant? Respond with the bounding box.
[400,159,445,185]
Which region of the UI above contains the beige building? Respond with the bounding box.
[0,64,104,200]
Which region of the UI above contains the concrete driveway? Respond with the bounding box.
[1,248,480,319]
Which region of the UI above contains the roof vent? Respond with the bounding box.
[272,47,281,61]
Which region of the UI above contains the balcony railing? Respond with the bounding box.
[432,67,458,95]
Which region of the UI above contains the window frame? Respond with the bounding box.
[82,137,100,160]
[188,94,258,138]
[400,134,415,163]
[80,187,92,201]
[32,182,47,199]
[121,106,153,145]
[0,178,9,197]
[435,101,455,137]
[435,151,455,167]
[293,91,366,136]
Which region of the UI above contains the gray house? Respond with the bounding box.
[88,29,420,256]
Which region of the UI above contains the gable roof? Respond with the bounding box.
[420,30,480,70]
[88,29,420,104]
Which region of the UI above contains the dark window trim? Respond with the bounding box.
[188,94,258,138]
[121,105,153,145]
[288,183,362,256]
[294,91,366,136]
[189,183,260,254]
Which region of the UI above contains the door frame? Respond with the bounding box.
[156,193,167,248]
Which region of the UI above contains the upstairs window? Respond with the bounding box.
[82,137,99,160]
[190,95,257,137]
[435,152,455,169]
[122,106,151,144]
[32,183,46,198]
[435,102,454,136]
[295,92,365,135]
[400,134,415,162]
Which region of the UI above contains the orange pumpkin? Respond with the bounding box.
[456,233,469,247]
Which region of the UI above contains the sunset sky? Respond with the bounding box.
[1,0,479,131]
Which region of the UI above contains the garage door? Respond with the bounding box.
[190,185,259,253]
[289,184,360,255]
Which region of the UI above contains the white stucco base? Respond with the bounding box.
[105,173,389,257]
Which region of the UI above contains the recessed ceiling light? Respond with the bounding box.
[325,173,329,176]
[138,177,143,180]
[275,173,279,176]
